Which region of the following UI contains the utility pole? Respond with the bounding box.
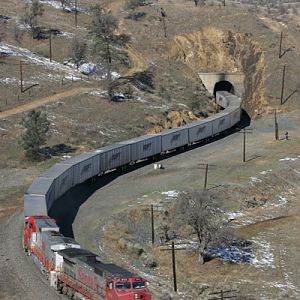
[19,60,23,93]
[279,31,283,59]
[204,163,208,189]
[243,128,246,162]
[274,109,279,140]
[75,0,78,27]
[49,30,52,62]
[151,204,154,245]
[223,0,226,6]
[171,242,177,293]
[238,127,252,162]
[280,64,286,105]
[198,163,216,190]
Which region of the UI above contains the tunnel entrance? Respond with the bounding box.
[213,80,234,96]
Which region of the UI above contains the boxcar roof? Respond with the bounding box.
[119,134,159,144]
[26,177,53,195]
[159,126,188,136]
[98,143,128,152]
[41,163,71,178]
[61,152,99,165]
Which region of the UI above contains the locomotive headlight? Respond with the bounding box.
[134,294,138,299]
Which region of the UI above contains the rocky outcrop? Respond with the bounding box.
[167,27,266,118]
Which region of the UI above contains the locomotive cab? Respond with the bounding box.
[106,276,151,300]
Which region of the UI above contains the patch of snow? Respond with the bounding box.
[161,191,179,198]
[273,195,288,207]
[260,169,272,175]
[279,157,298,161]
[1,43,81,78]
[249,177,262,183]
[59,31,74,39]
[135,96,147,103]
[65,75,81,81]
[279,21,287,28]
[178,103,188,108]
[89,90,108,97]
[0,77,17,84]
[61,155,72,160]
[251,237,275,268]
[226,211,244,221]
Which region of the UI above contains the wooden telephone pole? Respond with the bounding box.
[274,109,279,140]
[75,0,78,27]
[49,30,52,62]
[19,60,23,93]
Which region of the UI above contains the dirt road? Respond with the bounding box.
[0,87,94,119]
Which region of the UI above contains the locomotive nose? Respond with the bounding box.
[134,293,145,299]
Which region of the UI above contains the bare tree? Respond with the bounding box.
[70,36,87,70]
[176,190,232,264]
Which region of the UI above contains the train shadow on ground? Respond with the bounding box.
[49,111,251,238]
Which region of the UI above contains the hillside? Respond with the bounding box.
[1,0,300,299]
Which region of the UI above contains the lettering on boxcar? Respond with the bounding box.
[81,163,91,175]
[143,143,152,151]
[171,133,181,145]
[110,152,121,162]
[196,126,206,137]
[60,176,67,189]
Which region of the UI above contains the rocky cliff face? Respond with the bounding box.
[167,27,266,118]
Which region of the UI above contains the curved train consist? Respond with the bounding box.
[23,91,242,300]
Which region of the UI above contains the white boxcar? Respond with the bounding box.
[211,112,231,135]
[216,91,238,108]
[227,106,241,127]
[98,144,131,173]
[61,151,101,185]
[160,127,189,152]
[41,163,74,202]
[24,177,55,216]
[120,134,161,162]
[186,119,213,144]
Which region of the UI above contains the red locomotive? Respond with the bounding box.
[23,216,151,300]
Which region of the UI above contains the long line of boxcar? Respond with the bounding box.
[22,90,242,300]
[24,91,241,217]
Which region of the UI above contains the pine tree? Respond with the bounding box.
[20,110,50,160]
[88,5,129,88]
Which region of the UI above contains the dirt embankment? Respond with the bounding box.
[146,110,199,133]
[167,27,266,118]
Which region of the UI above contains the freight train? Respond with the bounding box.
[23,91,242,300]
